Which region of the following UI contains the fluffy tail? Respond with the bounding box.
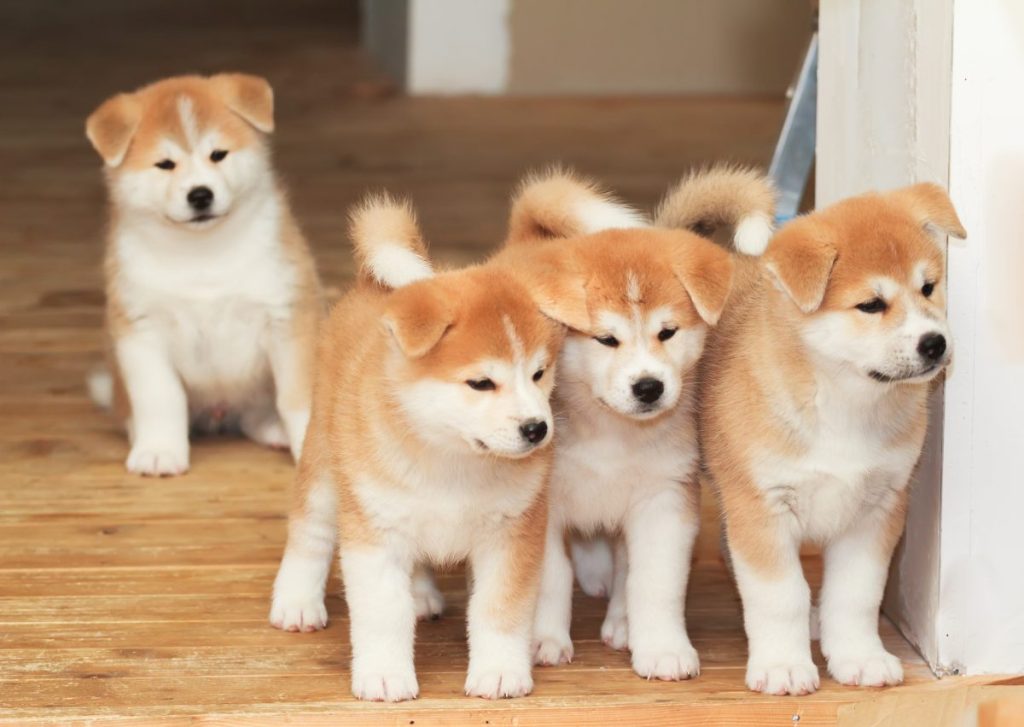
[655,164,776,255]
[349,194,433,289]
[507,167,647,244]
[87,366,113,409]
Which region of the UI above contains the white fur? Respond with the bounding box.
[366,242,433,288]
[86,367,114,409]
[575,197,648,233]
[569,536,613,598]
[734,213,774,255]
[107,139,312,472]
[532,316,703,679]
[736,365,924,694]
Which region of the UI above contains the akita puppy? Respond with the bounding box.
[85,74,322,475]
[496,169,771,681]
[686,184,965,695]
[269,196,575,701]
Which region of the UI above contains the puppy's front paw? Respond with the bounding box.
[828,649,903,687]
[631,644,700,681]
[126,443,189,477]
[352,667,419,702]
[465,664,533,699]
[746,658,820,695]
[269,595,328,632]
[600,612,629,651]
[532,633,574,666]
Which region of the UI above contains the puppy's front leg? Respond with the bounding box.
[115,331,189,476]
[819,492,907,687]
[268,318,315,460]
[624,485,700,680]
[530,515,574,666]
[341,545,418,702]
[465,498,546,699]
[727,503,819,695]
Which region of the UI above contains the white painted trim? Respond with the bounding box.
[406,0,510,95]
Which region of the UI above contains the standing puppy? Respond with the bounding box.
[270,197,572,701]
[86,74,322,475]
[499,170,766,681]
[687,185,965,695]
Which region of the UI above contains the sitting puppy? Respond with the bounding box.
[496,169,768,681]
[85,74,322,475]
[685,184,965,695]
[269,196,574,702]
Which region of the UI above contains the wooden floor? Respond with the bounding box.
[0,1,1003,724]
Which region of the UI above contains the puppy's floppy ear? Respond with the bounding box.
[510,252,591,331]
[210,73,274,133]
[381,281,453,358]
[86,93,141,167]
[888,183,967,240]
[670,234,735,326]
[762,217,837,314]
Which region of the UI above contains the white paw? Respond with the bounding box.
[269,595,328,632]
[126,443,189,476]
[351,667,419,702]
[412,580,445,622]
[746,658,820,695]
[631,644,700,681]
[532,633,574,666]
[240,410,290,450]
[828,649,903,687]
[465,665,533,699]
[600,612,629,651]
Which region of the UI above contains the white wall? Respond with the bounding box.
[938,0,1024,675]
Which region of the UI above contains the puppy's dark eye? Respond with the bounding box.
[855,298,888,314]
[532,369,544,382]
[595,335,620,348]
[210,149,228,162]
[466,378,496,391]
[658,327,678,342]
[155,159,176,170]
[921,282,935,297]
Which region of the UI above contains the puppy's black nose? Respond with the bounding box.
[519,419,548,444]
[632,377,664,404]
[918,333,947,362]
[187,186,214,211]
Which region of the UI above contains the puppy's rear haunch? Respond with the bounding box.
[507,167,648,243]
[349,195,432,289]
[656,164,776,255]
[270,194,574,702]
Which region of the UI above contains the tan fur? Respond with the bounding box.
[655,164,776,242]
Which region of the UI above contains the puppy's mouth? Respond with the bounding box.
[596,397,668,421]
[187,213,222,225]
[469,438,544,459]
[869,363,943,384]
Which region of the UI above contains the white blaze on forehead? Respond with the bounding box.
[869,276,900,300]
[177,95,200,148]
[626,271,641,304]
[502,314,525,362]
[911,261,932,287]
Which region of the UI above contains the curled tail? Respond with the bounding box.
[87,366,113,409]
[349,194,433,289]
[655,164,777,255]
[507,167,647,244]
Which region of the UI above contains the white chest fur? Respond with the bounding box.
[550,385,698,534]
[753,374,923,542]
[112,196,297,408]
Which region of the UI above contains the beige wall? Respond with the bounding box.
[507,0,813,95]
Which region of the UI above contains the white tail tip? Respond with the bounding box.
[734,213,774,255]
[87,367,113,409]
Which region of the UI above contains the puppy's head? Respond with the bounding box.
[382,267,563,459]
[86,74,274,230]
[528,229,734,420]
[763,183,966,384]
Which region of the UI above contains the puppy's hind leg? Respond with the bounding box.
[600,536,629,651]
[240,403,290,450]
[270,464,337,632]
[412,563,445,621]
[570,535,614,598]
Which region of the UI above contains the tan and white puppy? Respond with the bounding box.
[269,197,573,702]
[496,170,767,681]
[687,184,966,695]
[85,74,322,475]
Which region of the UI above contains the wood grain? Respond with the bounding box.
[0,0,1005,724]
